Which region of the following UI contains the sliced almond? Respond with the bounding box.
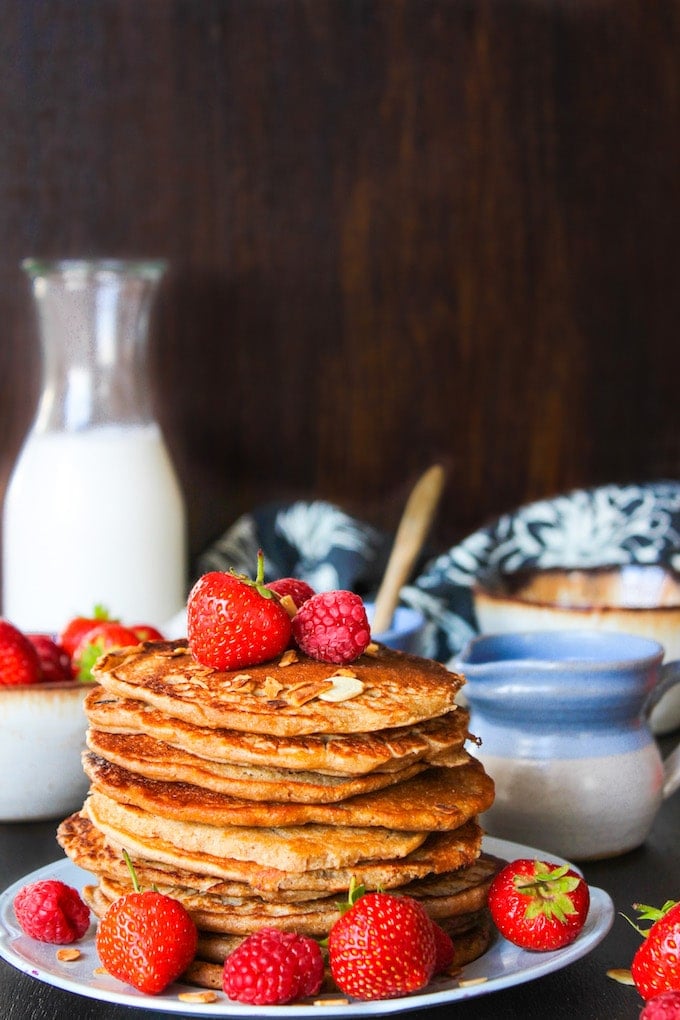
[607,968,635,985]
[279,594,298,619]
[331,667,358,678]
[263,675,284,699]
[364,642,380,656]
[178,990,219,1003]
[318,675,365,702]
[56,948,81,962]
[458,976,488,988]
[278,648,299,667]
[285,682,333,706]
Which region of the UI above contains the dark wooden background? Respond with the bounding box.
[2,0,680,576]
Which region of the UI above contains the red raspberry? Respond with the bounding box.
[430,920,455,973]
[223,927,324,1005]
[292,590,371,664]
[27,634,73,682]
[266,578,316,609]
[641,991,680,1019]
[14,880,90,943]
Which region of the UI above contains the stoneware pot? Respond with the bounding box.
[0,681,89,821]
[455,629,680,861]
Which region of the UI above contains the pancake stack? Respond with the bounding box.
[58,638,500,991]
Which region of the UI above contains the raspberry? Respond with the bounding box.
[430,920,455,974]
[14,880,91,944]
[292,590,371,664]
[223,927,324,1005]
[641,991,680,1019]
[266,577,316,609]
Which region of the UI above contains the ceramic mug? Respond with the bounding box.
[455,629,680,861]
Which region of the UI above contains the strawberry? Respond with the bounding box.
[187,553,292,670]
[223,927,324,1005]
[59,604,114,657]
[72,621,140,682]
[630,901,680,1000]
[327,882,436,1000]
[266,577,316,609]
[27,634,73,682]
[291,590,371,664]
[14,879,90,943]
[487,858,590,951]
[95,852,197,995]
[430,920,455,974]
[0,619,41,686]
[129,624,165,642]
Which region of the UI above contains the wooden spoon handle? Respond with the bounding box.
[371,464,446,634]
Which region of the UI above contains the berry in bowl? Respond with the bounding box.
[0,612,157,821]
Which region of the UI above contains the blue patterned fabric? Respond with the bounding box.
[198,482,680,666]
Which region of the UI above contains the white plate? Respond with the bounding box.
[0,837,614,1017]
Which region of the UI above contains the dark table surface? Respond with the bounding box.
[1,734,678,1020]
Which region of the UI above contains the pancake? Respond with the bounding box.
[83,753,494,831]
[91,640,464,736]
[63,809,483,893]
[85,730,432,802]
[93,867,495,936]
[84,687,472,775]
[85,792,429,872]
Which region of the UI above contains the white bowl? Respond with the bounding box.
[0,681,90,821]
[474,565,680,734]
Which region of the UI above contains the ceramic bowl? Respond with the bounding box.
[473,564,680,734]
[0,681,90,821]
[364,602,426,653]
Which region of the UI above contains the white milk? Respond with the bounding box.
[2,424,187,632]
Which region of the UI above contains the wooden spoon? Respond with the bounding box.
[370,464,446,634]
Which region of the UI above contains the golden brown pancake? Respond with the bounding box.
[83,753,493,831]
[61,809,483,893]
[85,729,433,802]
[84,687,472,775]
[92,869,496,936]
[85,792,429,872]
[91,640,464,736]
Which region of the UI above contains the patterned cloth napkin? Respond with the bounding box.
[197,482,680,666]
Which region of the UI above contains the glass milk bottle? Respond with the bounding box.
[2,259,187,632]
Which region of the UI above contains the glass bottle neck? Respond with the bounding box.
[23,258,167,432]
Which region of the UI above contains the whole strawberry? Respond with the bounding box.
[27,634,73,682]
[14,879,90,943]
[59,604,114,657]
[487,858,590,951]
[0,619,41,686]
[328,885,436,1000]
[187,554,292,670]
[72,621,140,682]
[640,990,680,1019]
[292,590,371,664]
[630,901,680,1001]
[96,881,197,995]
[223,927,324,1005]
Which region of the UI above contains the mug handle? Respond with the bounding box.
[644,659,680,799]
